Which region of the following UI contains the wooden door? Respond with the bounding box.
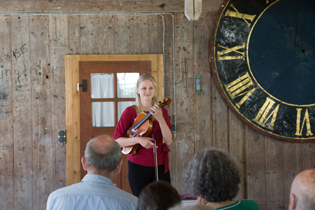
[79,61,150,193]
[65,54,164,188]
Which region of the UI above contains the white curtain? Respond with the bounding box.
[91,74,114,127]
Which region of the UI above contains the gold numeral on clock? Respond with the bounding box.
[225,72,256,108]
[217,43,245,61]
[253,97,279,130]
[225,4,256,27]
[266,0,269,4]
[295,108,313,136]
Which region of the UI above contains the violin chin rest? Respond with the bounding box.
[121,147,132,155]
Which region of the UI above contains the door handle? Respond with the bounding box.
[77,79,87,92]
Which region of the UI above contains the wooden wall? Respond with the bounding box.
[0,12,314,210]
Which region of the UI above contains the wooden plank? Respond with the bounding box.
[49,15,68,190]
[163,14,176,186]
[246,126,267,210]
[148,15,160,54]
[173,13,195,194]
[283,143,302,210]
[65,55,75,186]
[265,137,284,210]
[156,55,164,100]
[193,13,212,152]
[78,54,161,61]
[95,15,115,54]
[68,16,81,54]
[11,14,32,210]
[229,110,246,200]
[301,143,315,170]
[114,16,134,54]
[133,15,149,54]
[0,15,14,209]
[67,18,81,186]
[80,15,98,54]
[29,15,53,209]
[72,56,81,184]
[0,0,223,13]
[212,82,228,149]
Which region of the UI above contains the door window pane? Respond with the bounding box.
[91,73,114,99]
[92,102,114,127]
[118,101,136,121]
[117,73,139,98]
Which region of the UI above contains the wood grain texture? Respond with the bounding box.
[11,15,33,210]
[265,137,284,210]
[0,0,224,13]
[163,14,176,185]
[0,15,14,210]
[0,12,314,210]
[29,15,53,209]
[246,126,267,210]
[49,15,68,190]
[115,16,134,54]
[193,13,212,153]
[173,13,195,193]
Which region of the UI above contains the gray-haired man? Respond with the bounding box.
[47,135,137,210]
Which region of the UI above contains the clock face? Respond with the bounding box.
[212,0,315,142]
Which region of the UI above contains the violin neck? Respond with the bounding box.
[133,112,152,130]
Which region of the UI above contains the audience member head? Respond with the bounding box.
[289,169,315,210]
[184,148,241,203]
[170,205,215,210]
[82,135,122,179]
[137,181,181,210]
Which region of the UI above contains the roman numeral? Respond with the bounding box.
[217,43,245,61]
[295,108,313,136]
[266,0,269,4]
[225,72,256,108]
[225,4,256,27]
[253,97,279,130]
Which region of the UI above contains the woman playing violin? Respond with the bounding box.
[113,74,173,197]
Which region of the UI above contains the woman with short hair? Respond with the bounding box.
[184,148,259,210]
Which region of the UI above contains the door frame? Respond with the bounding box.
[65,54,164,186]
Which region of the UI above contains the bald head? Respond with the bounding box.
[289,169,315,210]
[84,135,122,173]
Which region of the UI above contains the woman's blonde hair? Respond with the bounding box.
[135,74,158,114]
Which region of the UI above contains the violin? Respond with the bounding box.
[122,98,172,155]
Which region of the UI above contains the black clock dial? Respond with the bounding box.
[248,0,315,105]
[212,0,315,142]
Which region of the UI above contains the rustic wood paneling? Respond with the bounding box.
[134,16,149,54]
[0,0,224,13]
[68,16,81,54]
[193,13,212,152]
[246,127,267,210]
[11,15,32,210]
[0,15,14,210]
[49,15,68,190]
[283,143,302,210]
[174,13,195,193]
[29,15,53,209]
[163,14,176,185]
[265,137,285,210]
[115,16,134,54]
[96,15,115,54]
[1,12,315,210]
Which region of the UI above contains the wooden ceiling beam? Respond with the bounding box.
[0,0,223,13]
